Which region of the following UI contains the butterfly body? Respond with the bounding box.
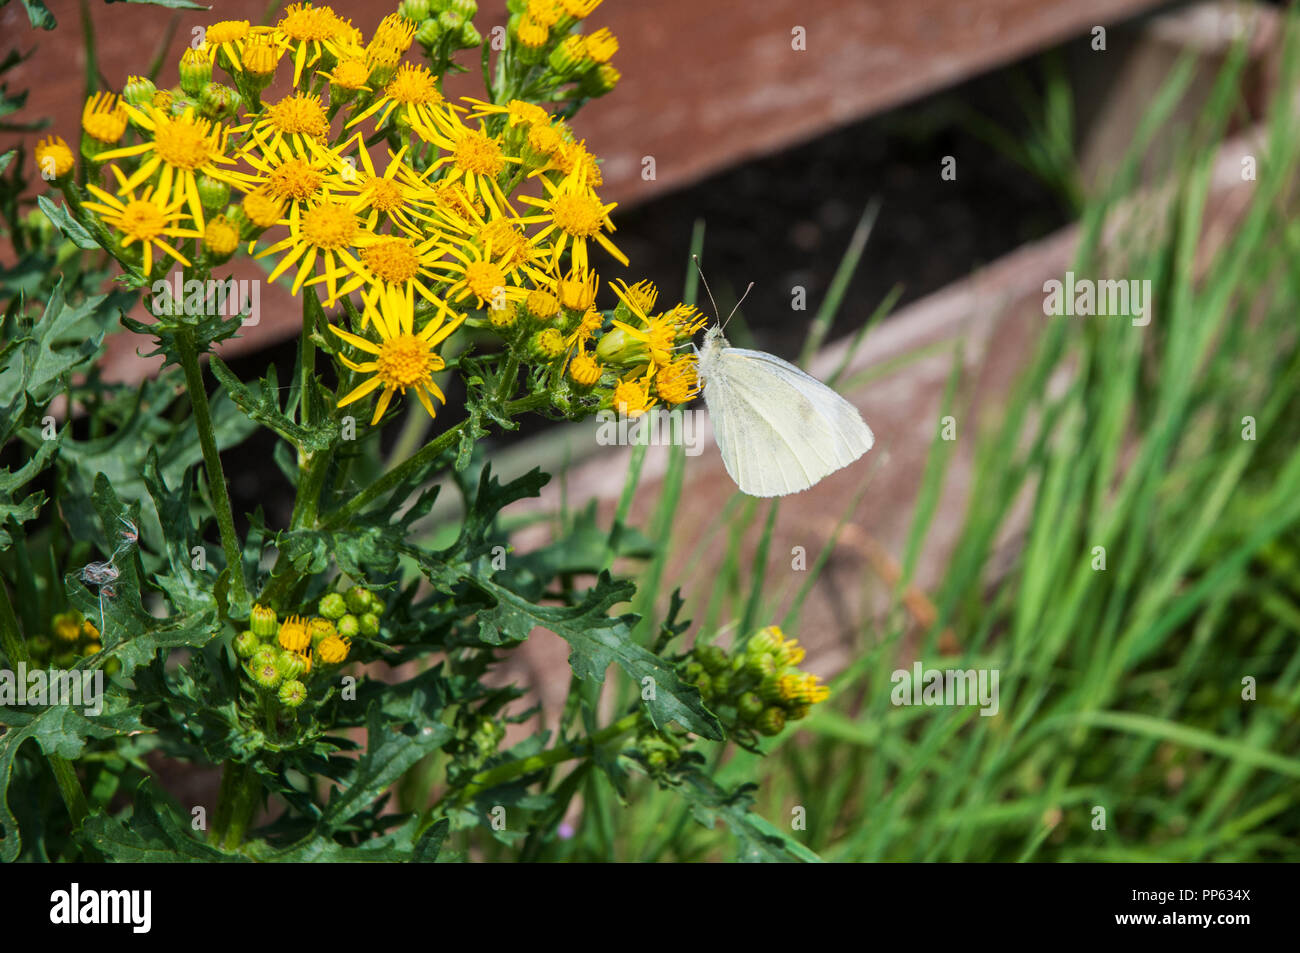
[694,325,874,497]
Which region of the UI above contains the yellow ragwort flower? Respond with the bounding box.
[34,135,75,179]
[517,168,627,272]
[256,197,362,302]
[82,92,128,144]
[82,165,202,273]
[275,2,352,86]
[332,284,464,424]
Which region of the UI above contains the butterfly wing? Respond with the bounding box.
[703,347,874,497]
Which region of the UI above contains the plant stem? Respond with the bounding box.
[176,331,250,609]
[0,581,89,828]
[212,761,261,850]
[456,711,641,803]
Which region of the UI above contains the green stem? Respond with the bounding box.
[0,582,89,828]
[456,711,641,803]
[176,330,249,609]
[212,761,261,850]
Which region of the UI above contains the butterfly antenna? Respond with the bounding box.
[722,282,755,332]
[692,255,722,327]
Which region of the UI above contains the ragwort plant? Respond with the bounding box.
[0,1,828,862]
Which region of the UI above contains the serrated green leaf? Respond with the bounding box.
[80,784,238,862]
[36,195,97,249]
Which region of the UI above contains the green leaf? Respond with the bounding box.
[80,784,238,862]
[36,195,97,249]
[209,355,335,454]
[0,697,148,862]
[671,770,823,863]
[17,0,57,31]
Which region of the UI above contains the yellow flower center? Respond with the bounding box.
[526,290,560,320]
[300,201,357,249]
[266,93,330,138]
[569,353,602,386]
[365,177,403,211]
[433,180,483,219]
[362,237,420,284]
[527,124,563,157]
[204,216,240,256]
[613,378,650,417]
[118,199,167,241]
[279,3,342,41]
[35,137,75,177]
[153,112,221,171]
[385,64,441,105]
[371,12,416,52]
[377,334,442,389]
[551,191,605,237]
[266,157,324,201]
[465,260,507,302]
[478,218,524,260]
[515,17,549,48]
[328,58,370,89]
[453,130,506,178]
[206,20,250,44]
[526,0,562,28]
[508,99,550,127]
[656,358,699,405]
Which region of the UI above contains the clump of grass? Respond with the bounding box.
[597,20,1300,861]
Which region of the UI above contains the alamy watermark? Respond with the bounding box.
[890,661,1000,716]
[1043,271,1152,326]
[595,408,706,456]
[0,664,104,716]
[151,269,260,326]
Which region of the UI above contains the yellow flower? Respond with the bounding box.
[34,136,75,179]
[204,19,260,72]
[514,16,548,51]
[369,13,416,57]
[612,371,655,417]
[525,0,562,28]
[82,165,202,273]
[526,289,561,321]
[568,351,602,386]
[463,97,550,128]
[415,119,520,218]
[322,55,372,93]
[278,614,311,651]
[246,92,331,161]
[317,634,350,664]
[275,2,352,86]
[556,265,599,312]
[96,104,236,229]
[242,189,285,229]
[241,34,284,79]
[82,92,128,144]
[348,62,451,133]
[325,232,447,313]
[654,356,700,405]
[256,198,363,302]
[559,0,602,18]
[585,27,618,63]
[616,278,658,315]
[517,169,626,272]
[332,284,464,425]
[433,242,530,311]
[204,215,240,257]
[331,138,438,233]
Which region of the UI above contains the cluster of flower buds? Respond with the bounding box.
[445,711,508,785]
[234,588,379,711]
[682,626,831,738]
[397,0,484,54]
[23,610,118,674]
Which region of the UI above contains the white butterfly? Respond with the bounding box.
[692,270,874,497]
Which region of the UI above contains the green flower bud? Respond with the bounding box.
[447,0,477,19]
[278,678,307,708]
[458,21,482,48]
[250,604,278,638]
[579,62,620,97]
[758,671,785,704]
[308,617,337,646]
[757,706,787,736]
[179,48,213,97]
[250,656,283,689]
[104,657,122,677]
[785,702,811,721]
[337,614,361,639]
[196,174,230,211]
[318,592,347,620]
[531,327,566,360]
[344,586,371,615]
[437,10,464,33]
[744,651,776,679]
[122,76,157,109]
[737,691,765,722]
[548,35,593,78]
[710,670,731,697]
[234,630,261,659]
[747,625,783,656]
[695,671,713,700]
[694,644,728,674]
[398,0,432,20]
[251,645,278,670]
[646,749,668,769]
[360,612,381,637]
[52,651,77,669]
[415,18,441,48]
[199,82,239,121]
[276,650,307,681]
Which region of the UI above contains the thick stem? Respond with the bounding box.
[176,331,249,609]
[212,761,261,850]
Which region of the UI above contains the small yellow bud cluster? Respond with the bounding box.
[25,610,113,674]
[680,626,830,740]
